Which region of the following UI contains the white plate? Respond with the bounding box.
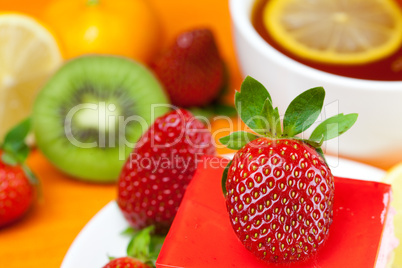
[61,155,385,268]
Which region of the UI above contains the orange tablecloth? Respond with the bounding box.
[0,0,242,267]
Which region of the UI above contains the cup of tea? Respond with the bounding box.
[229,0,402,168]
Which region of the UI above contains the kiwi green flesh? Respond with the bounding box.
[32,55,170,182]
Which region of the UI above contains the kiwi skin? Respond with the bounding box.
[32,55,170,182]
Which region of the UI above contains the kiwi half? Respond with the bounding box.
[32,55,170,182]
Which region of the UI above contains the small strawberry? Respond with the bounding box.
[103,257,150,268]
[118,109,216,234]
[151,28,225,107]
[0,118,37,228]
[220,77,358,263]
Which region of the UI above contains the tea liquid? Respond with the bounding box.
[252,0,402,81]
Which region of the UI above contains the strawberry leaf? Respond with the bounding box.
[126,225,165,267]
[121,227,138,236]
[1,152,18,166]
[235,76,271,132]
[221,160,233,195]
[188,107,215,119]
[3,117,30,147]
[256,98,282,137]
[127,226,153,258]
[213,103,237,117]
[273,107,282,136]
[148,235,165,263]
[219,131,260,150]
[2,118,31,164]
[22,165,39,186]
[309,113,358,142]
[283,87,325,137]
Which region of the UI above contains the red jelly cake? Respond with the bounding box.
[156,157,397,268]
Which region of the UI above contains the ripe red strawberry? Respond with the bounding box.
[226,138,334,262]
[220,76,357,263]
[0,118,37,228]
[102,257,150,268]
[151,28,225,107]
[0,153,35,227]
[118,109,216,234]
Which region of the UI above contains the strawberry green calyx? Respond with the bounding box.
[220,76,358,193]
[1,118,38,185]
[122,225,165,267]
[1,118,31,165]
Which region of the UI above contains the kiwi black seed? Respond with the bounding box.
[32,55,170,182]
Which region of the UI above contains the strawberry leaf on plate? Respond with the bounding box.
[125,225,165,267]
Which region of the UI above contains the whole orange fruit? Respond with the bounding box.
[42,0,161,63]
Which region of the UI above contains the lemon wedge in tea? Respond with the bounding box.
[263,0,402,64]
[0,13,62,140]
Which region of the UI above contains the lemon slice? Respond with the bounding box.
[0,13,62,140]
[383,163,402,267]
[263,0,402,64]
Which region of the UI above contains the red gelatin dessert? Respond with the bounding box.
[156,157,397,268]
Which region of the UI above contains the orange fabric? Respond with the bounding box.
[0,0,243,267]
